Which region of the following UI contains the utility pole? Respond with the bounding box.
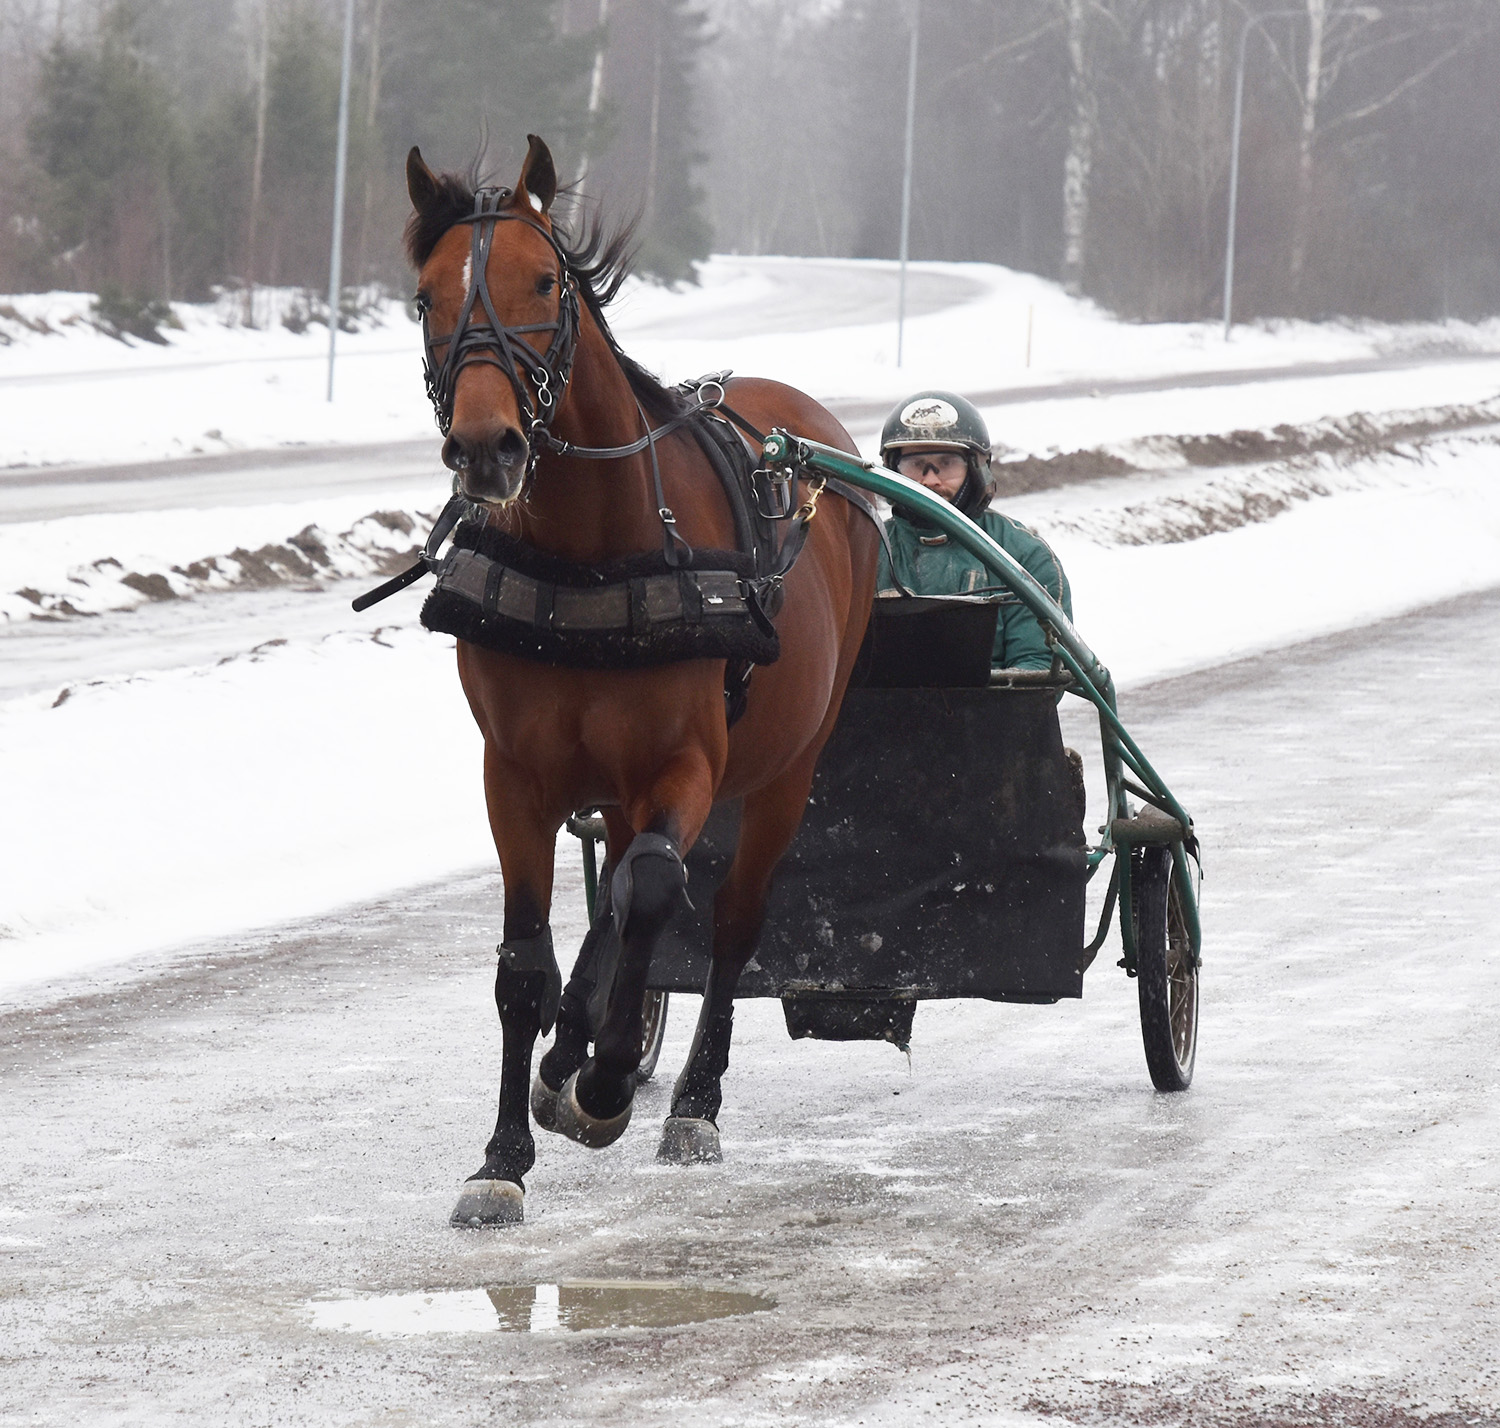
[896,0,920,367]
[327,0,356,401]
[1224,11,1304,340]
[244,0,271,326]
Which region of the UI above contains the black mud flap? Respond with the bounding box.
[781,994,916,1049]
[649,684,1089,1008]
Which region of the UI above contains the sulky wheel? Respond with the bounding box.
[1132,844,1198,1091]
[636,990,670,1082]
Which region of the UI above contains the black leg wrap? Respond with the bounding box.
[538,980,592,1091]
[585,834,688,1032]
[611,833,691,934]
[497,928,561,1035]
[584,924,622,1039]
[671,1000,735,1123]
[476,948,548,1187]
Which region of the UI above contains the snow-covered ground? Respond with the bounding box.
[2,594,1497,1425]
[4,257,1500,1004]
[5,257,1500,469]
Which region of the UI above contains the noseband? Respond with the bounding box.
[418,186,580,480]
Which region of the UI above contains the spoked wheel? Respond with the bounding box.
[1132,845,1198,1091]
[636,991,670,1082]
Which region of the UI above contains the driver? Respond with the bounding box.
[877,390,1071,671]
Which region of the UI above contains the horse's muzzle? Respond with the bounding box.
[442,425,529,505]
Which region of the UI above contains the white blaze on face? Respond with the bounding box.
[461,252,472,290]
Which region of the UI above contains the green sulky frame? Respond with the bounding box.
[757,428,1202,973]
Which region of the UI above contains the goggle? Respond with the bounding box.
[893,450,967,476]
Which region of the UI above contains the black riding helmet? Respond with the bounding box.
[879,390,995,521]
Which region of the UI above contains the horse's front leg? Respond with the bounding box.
[553,751,715,1149]
[451,744,561,1228]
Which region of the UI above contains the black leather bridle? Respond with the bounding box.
[416,186,581,483]
[416,185,712,565]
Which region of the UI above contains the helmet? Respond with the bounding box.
[879,390,994,519]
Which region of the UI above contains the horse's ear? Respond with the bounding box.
[515,134,557,216]
[407,146,440,214]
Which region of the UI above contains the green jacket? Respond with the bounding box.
[877,507,1072,670]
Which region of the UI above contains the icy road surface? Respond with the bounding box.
[2,590,1496,1426]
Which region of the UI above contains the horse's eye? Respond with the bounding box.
[535,274,556,297]
[413,291,431,315]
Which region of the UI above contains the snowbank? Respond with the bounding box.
[6,257,1500,470]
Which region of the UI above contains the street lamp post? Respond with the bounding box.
[327,0,356,400]
[1222,8,1305,341]
[1222,5,1382,340]
[896,0,921,367]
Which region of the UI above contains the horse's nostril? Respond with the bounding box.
[442,434,470,472]
[497,428,527,464]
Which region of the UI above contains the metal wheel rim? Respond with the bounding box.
[636,990,669,1081]
[1165,875,1197,1070]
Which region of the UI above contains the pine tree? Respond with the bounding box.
[584,0,713,283]
[380,0,596,181]
[27,3,181,300]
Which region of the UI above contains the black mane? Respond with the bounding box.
[404,167,687,424]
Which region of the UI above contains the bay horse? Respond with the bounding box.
[403,136,878,1225]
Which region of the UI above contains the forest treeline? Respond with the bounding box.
[0,0,1496,323]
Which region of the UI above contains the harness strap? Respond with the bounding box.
[537,402,707,461]
[708,396,907,591]
[637,397,693,569]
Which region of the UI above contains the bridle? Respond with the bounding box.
[417,185,581,483]
[416,184,719,566]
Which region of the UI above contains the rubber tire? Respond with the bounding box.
[636,990,670,1083]
[1132,845,1198,1092]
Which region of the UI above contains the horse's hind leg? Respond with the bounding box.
[659,761,818,1165]
[532,892,612,1132]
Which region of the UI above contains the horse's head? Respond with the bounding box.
[407,135,573,506]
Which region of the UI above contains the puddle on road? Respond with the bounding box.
[309,1281,774,1336]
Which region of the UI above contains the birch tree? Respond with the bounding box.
[1059,0,1096,294]
[1246,0,1485,298]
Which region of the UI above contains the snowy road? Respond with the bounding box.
[3,589,1497,1426]
[9,345,1500,524]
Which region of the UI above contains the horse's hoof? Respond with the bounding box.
[553,1070,633,1149]
[656,1116,722,1164]
[531,1071,563,1133]
[450,1178,523,1228]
